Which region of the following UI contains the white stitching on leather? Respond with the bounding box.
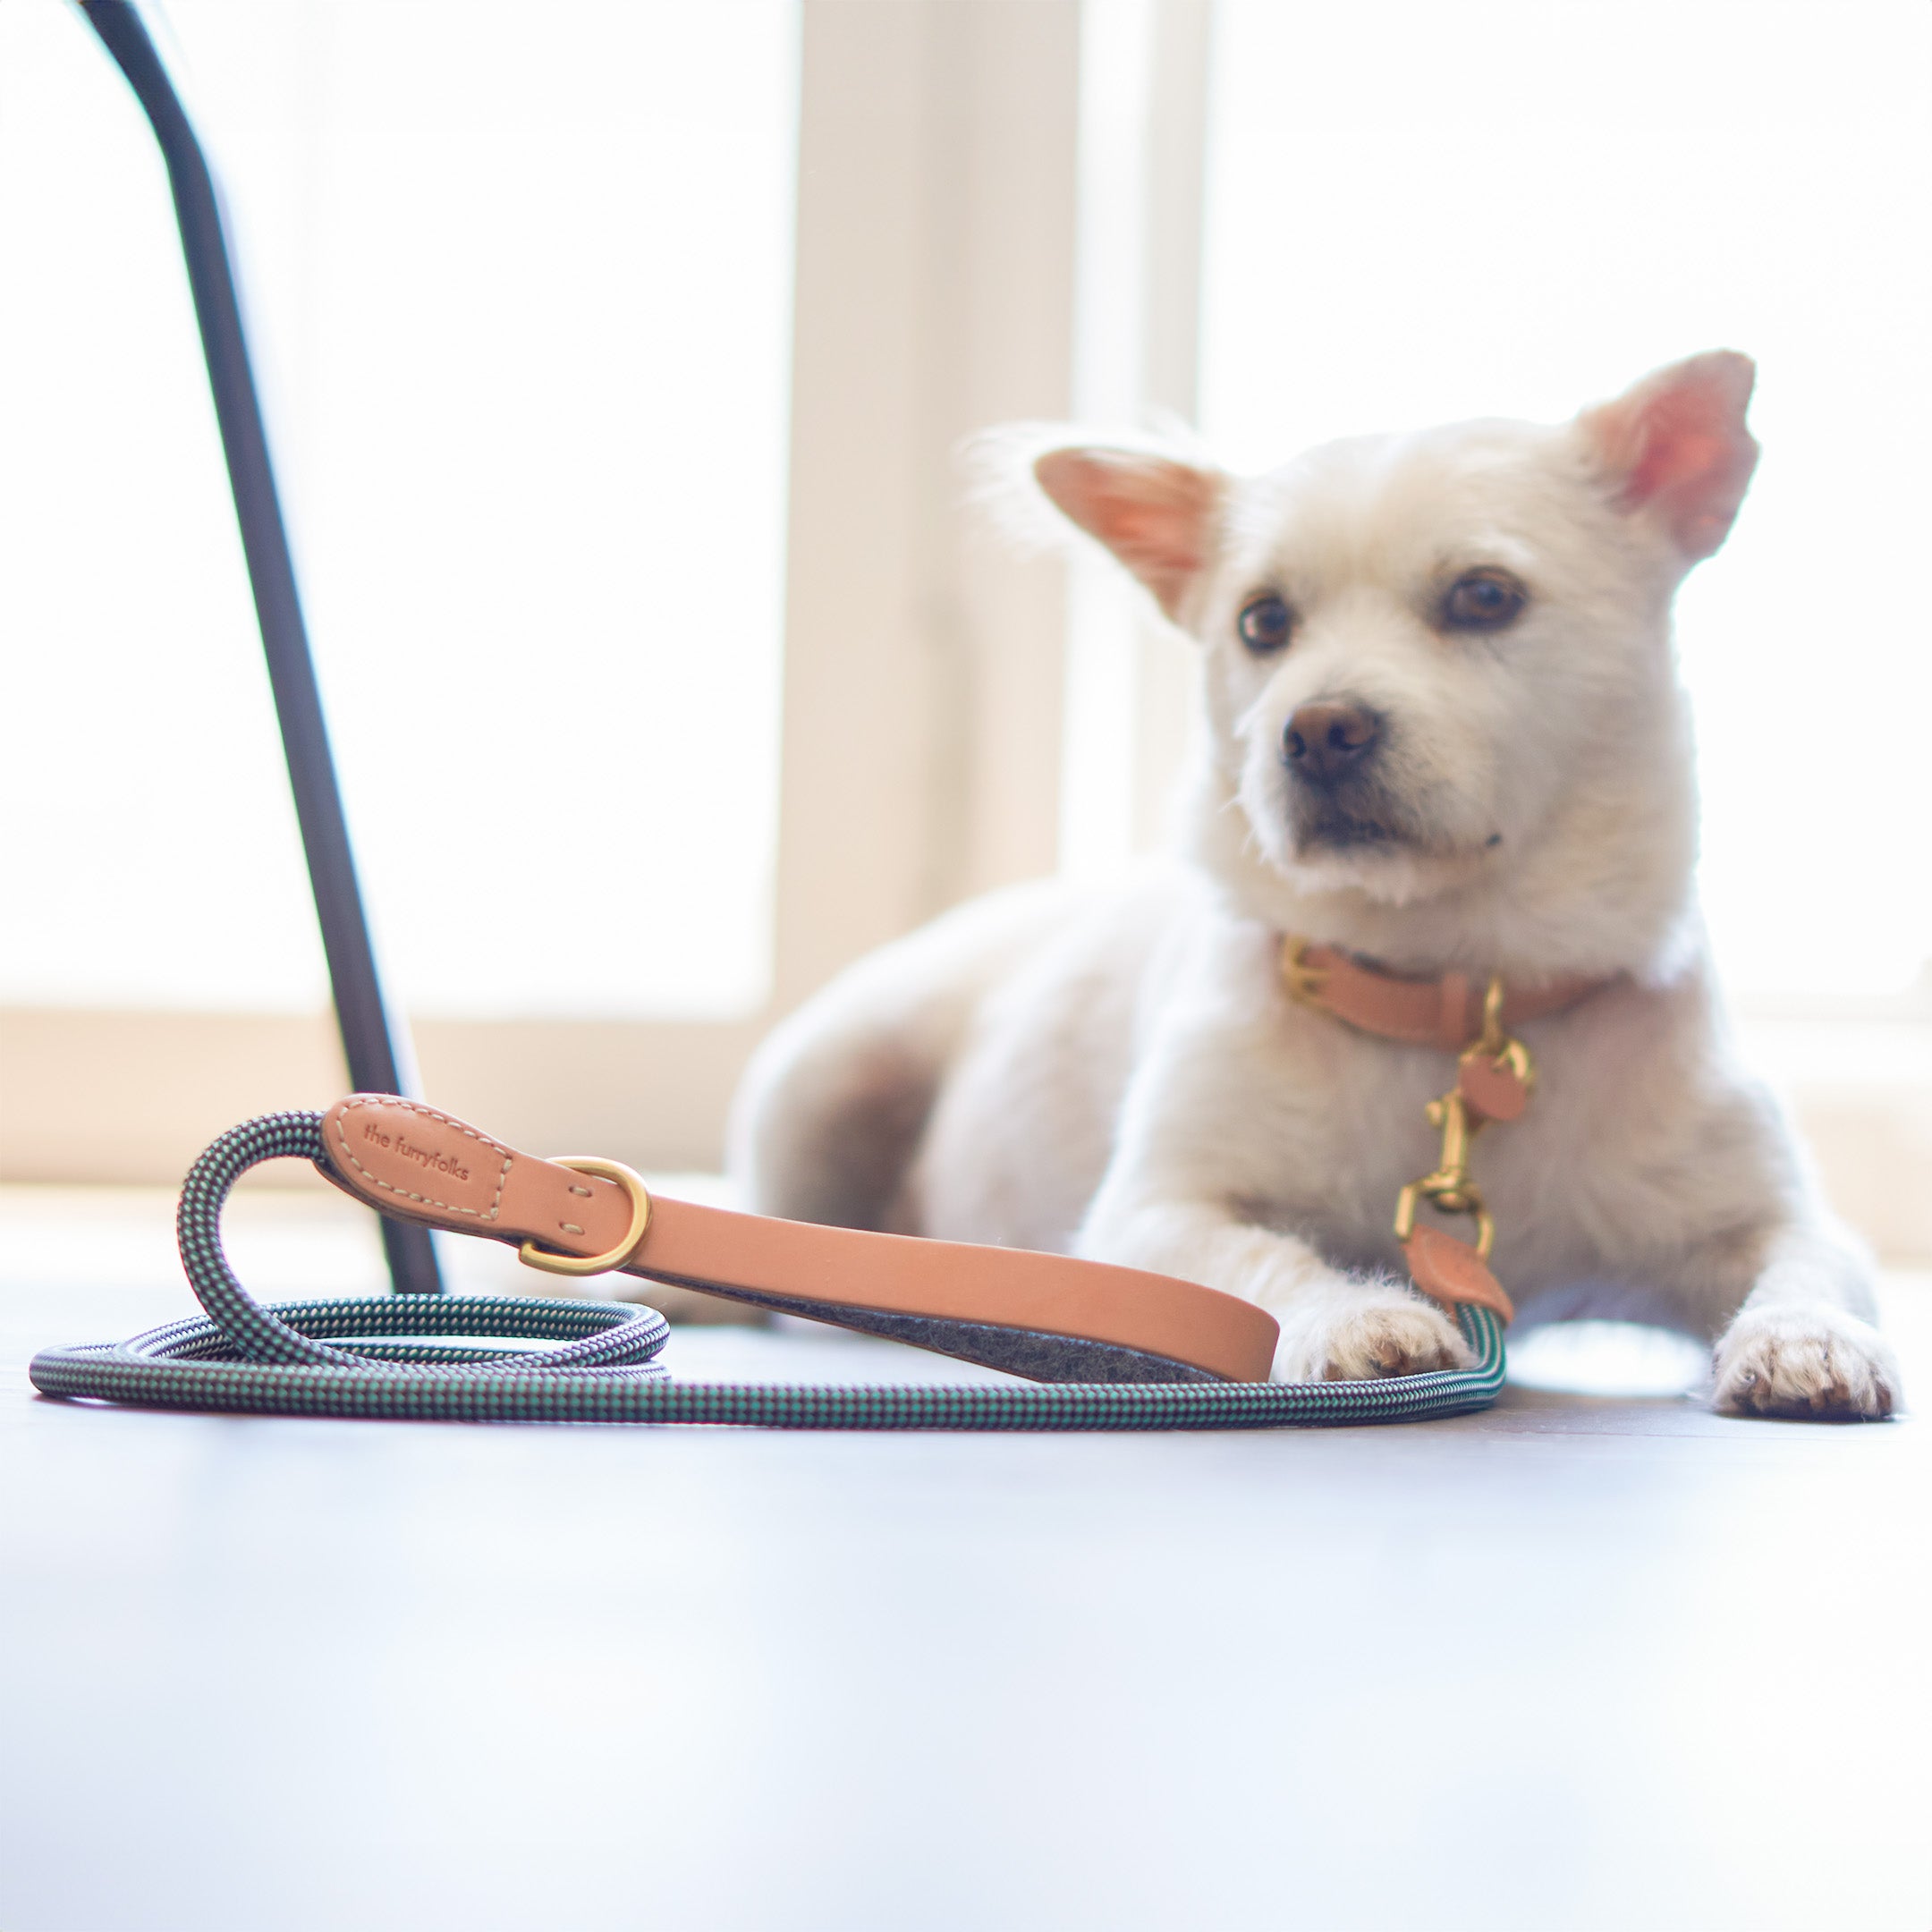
[333,1097,512,1220]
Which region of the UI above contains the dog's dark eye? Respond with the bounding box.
[1238,594,1294,654]
[1441,569,1527,631]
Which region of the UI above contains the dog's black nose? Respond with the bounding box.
[1284,702,1380,786]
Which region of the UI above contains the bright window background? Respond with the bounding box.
[1062,0,1163,882]
[0,0,796,1018]
[1200,0,1932,998]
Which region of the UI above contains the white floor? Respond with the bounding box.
[2,1183,1928,1932]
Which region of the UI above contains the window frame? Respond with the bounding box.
[2,0,1084,1182]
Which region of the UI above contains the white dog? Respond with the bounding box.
[730,352,1899,1419]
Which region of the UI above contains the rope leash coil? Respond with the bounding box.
[30,1111,1505,1431]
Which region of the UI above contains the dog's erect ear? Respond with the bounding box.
[1578,352,1759,562]
[1032,446,1224,617]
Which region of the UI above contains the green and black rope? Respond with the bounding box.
[29,1112,1506,1429]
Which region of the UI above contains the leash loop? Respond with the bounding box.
[28,1112,1509,1430]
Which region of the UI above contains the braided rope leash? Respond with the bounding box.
[29,1112,1504,1430]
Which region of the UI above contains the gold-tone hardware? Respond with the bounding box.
[1461,973,1536,1093]
[1476,973,1507,1057]
[1282,936,1328,1005]
[1393,977,1529,1272]
[518,1157,653,1277]
[1422,1089,1475,1174]
[1284,949,1536,1297]
[1496,1036,1535,1087]
[1394,1180,1496,1258]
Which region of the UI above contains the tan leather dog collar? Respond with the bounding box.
[317,1095,1280,1385]
[1282,937,1614,1050]
[1280,936,1616,1329]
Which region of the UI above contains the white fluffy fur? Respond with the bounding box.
[731,354,1899,1419]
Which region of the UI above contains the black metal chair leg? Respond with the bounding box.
[80,0,443,1294]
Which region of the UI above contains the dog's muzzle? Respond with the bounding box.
[1283,700,1382,787]
[1281,699,1407,849]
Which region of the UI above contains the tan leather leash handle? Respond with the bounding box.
[317,1096,1280,1385]
[35,1110,1506,1427]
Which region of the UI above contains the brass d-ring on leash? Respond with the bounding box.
[518,1157,654,1277]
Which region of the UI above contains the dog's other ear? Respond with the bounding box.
[1032,446,1224,617]
[1578,351,1759,562]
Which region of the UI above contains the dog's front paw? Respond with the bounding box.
[1270,1287,1475,1384]
[1713,1306,1899,1420]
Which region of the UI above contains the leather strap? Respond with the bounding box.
[1282,937,1610,1332]
[316,1096,1280,1385]
[1403,1225,1514,1325]
[1284,939,1613,1051]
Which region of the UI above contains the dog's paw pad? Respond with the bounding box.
[1275,1300,1474,1384]
[1713,1308,1899,1420]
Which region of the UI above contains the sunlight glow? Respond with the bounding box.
[0,0,796,1017]
[1201,0,1932,996]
